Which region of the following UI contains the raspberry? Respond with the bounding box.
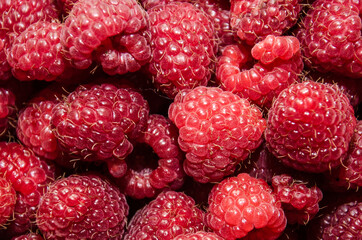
[17,100,60,160]
[230,0,302,45]
[271,174,323,225]
[146,2,217,98]
[206,173,287,240]
[51,83,150,178]
[124,191,206,240]
[7,21,66,81]
[173,231,224,240]
[168,86,266,183]
[297,0,362,78]
[0,87,16,139]
[115,114,185,199]
[36,174,129,239]
[0,177,16,226]
[216,35,303,109]
[265,81,357,173]
[61,0,150,72]
[0,142,57,237]
[11,233,44,240]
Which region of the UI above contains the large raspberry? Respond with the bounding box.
[206,173,287,240]
[115,114,185,199]
[297,0,362,78]
[265,81,357,173]
[168,86,266,183]
[271,174,323,225]
[230,0,302,45]
[36,174,129,239]
[124,191,206,240]
[7,21,66,81]
[61,0,150,73]
[51,83,150,178]
[216,35,303,109]
[146,2,217,98]
[0,177,16,226]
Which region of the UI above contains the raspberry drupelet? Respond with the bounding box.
[173,231,225,240]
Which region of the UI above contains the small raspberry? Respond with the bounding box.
[271,174,323,225]
[0,177,16,226]
[36,174,129,239]
[297,0,362,78]
[51,83,150,178]
[230,0,302,45]
[124,191,206,240]
[0,87,16,139]
[115,114,185,199]
[172,231,224,240]
[146,2,217,98]
[17,100,60,160]
[61,0,150,72]
[11,233,44,240]
[168,86,266,183]
[206,173,287,240]
[265,81,357,173]
[217,35,303,109]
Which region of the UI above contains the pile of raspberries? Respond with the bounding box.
[0,0,361,239]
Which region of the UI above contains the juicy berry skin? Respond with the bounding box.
[0,88,16,139]
[51,83,150,178]
[11,233,44,240]
[7,21,65,81]
[216,35,303,109]
[272,174,323,225]
[116,114,185,199]
[61,0,150,72]
[146,2,217,98]
[230,0,302,45]
[124,191,206,240]
[168,86,266,183]
[206,173,287,240]
[265,81,357,173]
[172,231,224,240]
[297,0,362,78]
[0,177,16,226]
[36,174,129,240]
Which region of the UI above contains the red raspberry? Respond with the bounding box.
[115,114,185,199]
[17,100,60,160]
[11,233,44,240]
[230,0,302,45]
[146,2,217,98]
[0,38,11,81]
[168,86,266,183]
[124,191,206,240]
[297,0,362,78]
[0,142,56,237]
[61,0,150,72]
[206,173,287,240]
[36,174,129,239]
[271,174,323,225]
[0,177,16,226]
[217,35,303,109]
[7,21,66,81]
[173,231,224,240]
[0,87,16,139]
[51,83,150,178]
[265,81,357,173]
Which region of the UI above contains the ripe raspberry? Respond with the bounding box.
[0,87,16,139]
[297,0,362,78]
[271,174,323,225]
[0,142,56,237]
[51,83,150,178]
[168,86,266,183]
[124,191,206,240]
[17,100,60,160]
[230,0,302,45]
[115,114,185,199]
[0,177,16,226]
[61,0,150,72]
[173,231,224,240]
[36,174,129,239]
[206,173,287,240]
[146,2,217,98]
[11,233,44,240]
[265,81,357,173]
[216,35,303,109]
[7,21,66,81]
